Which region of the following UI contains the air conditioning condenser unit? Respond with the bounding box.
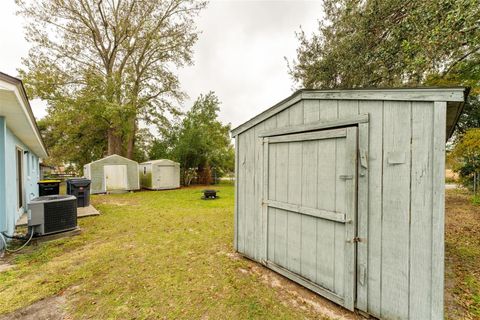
[28,195,78,236]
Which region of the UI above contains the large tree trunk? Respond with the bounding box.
[107,114,136,159]
[107,128,123,156]
[197,164,212,185]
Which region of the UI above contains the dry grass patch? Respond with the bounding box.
[445,189,480,319]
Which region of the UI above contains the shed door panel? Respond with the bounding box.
[264,127,357,310]
[157,165,174,186]
[104,165,128,190]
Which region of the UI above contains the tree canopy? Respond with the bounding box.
[17,0,206,163]
[149,92,234,185]
[290,0,480,90]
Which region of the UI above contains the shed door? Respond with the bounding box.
[263,127,357,310]
[104,165,128,191]
[157,165,174,186]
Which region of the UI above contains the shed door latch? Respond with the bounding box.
[358,264,367,286]
[359,149,368,169]
[347,237,361,243]
[359,149,368,177]
[339,175,353,180]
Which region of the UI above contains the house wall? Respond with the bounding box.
[0,117,40,235]
[0,117,6,234]
[235,99,446,319]
[87,156,140,194]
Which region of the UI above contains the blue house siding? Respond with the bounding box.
[0,72,48,248]
[1,119,40,235]
[0,117,6,233]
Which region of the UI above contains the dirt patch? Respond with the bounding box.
[0,260,15,273]
[237,257,362,320]
[92,196,139,207]
[0,264,14,273]
[0,295,69,320]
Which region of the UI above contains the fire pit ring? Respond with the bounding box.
[202,189,218,200]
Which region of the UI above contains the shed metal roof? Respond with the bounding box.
[231,88,468,139]
[85,154,138,166]
[141,159,179,166]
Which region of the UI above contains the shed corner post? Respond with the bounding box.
[136,163,140,190]
[261,137,269,263]
[233,134,239,252]
[356,120,370,312]
[431,101,447,319]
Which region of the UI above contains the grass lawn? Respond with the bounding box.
[0,183,332,319]
[1,184,479,319]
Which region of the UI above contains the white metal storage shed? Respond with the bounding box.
[84,154,140,194]
[231,88,467,320]
[139,159,180,190]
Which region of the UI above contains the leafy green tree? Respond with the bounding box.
[37,93,108,171]
[426,61,480,136]
[451,128,480,190]
[132,128,154,164]
[150,92,234,185]
[16,0,206,160]
[457,96,480,135]
[290,0,480,89]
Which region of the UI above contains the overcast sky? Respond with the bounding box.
[0,0,324,128]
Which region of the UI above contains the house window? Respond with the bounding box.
[16,147,24,209]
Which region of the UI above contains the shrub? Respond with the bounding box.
[451,129,480,191]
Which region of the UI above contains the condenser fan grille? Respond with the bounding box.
[43,200,77,234]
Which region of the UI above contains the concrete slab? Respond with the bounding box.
[16,214,27,227]
[15,205,100,227]
[78,205,100,218]
[445,183,460,190]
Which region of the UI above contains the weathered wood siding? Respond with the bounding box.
[235,98,445,319]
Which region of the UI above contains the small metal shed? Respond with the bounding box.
[231,88,468,320]
[83,154,140,194]
[139,159,180,190]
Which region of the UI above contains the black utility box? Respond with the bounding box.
[66,178,91,207]
[38,180,61,196]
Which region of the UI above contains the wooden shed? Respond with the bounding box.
[139,159,180,190]
[83,154,140,194]
[231,88,467,320]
